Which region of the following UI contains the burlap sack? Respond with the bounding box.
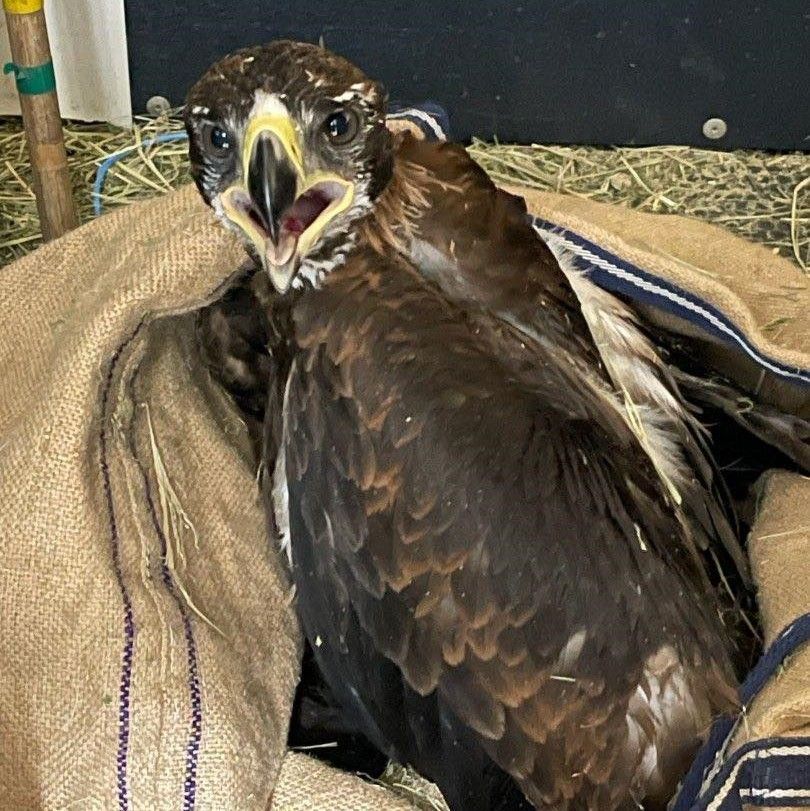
[732,472,810,811]
[1,181,807,810]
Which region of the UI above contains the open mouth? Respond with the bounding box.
[281,183,341,237]
[223,179,350,269]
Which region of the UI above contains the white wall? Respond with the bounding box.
[0,0,131,125]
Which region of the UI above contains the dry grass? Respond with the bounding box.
[373,764,448,810]
[1,115,808,271]
[0,114,188,265]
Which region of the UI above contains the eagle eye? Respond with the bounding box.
[204,124,233,157]
[323,109,360,145]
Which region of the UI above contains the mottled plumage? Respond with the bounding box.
[186,41,751,810]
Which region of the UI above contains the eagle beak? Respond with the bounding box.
[220,113,355,294]
[248,130,298,246]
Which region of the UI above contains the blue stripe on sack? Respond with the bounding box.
[532,219,810,387]
[100,322,149,811]
[672,613,810,810]
[181,616,202,810]
[739,613,810,705]
[388,101,450,140]
[689,738,810,810]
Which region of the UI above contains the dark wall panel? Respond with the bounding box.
[126,1,809,149]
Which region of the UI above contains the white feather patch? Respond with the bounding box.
[552,248,692,500]
[250,89,289,119]
[625,646,703,795]
[273,366,295,565]
[330,89,360,103]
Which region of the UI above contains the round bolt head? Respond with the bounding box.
[146,95,172,116]
[702,117,728,140]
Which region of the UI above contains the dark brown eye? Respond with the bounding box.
[323,109,360,144]
[203,123,233,157]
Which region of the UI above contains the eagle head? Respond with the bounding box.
[185,40,393,293]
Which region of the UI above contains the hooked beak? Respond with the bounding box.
[220,113,355,293]
[247,130,298,245]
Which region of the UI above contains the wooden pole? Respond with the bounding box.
[3,0,78,241]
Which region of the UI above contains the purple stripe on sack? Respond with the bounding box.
[140,469,203,810]
[181,614,202,811]
[100,327,146,811]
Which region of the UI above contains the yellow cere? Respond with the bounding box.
[242,114,305,178]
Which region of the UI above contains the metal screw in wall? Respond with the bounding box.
[702,117,728,140]
[146,95,172,116]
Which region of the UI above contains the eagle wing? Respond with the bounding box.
[279,247,737,809]
[396,136,749,585]
[196,267,295,460]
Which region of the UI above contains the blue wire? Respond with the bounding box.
[92,130,189,217]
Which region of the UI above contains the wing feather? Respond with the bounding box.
[281,245,737,808]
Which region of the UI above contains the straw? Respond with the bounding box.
[0,113,190,265]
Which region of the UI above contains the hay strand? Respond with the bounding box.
[143,402,224,636]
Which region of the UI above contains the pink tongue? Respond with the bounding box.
[282,190,330,236]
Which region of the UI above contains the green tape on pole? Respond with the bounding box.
[3,60,56,95]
